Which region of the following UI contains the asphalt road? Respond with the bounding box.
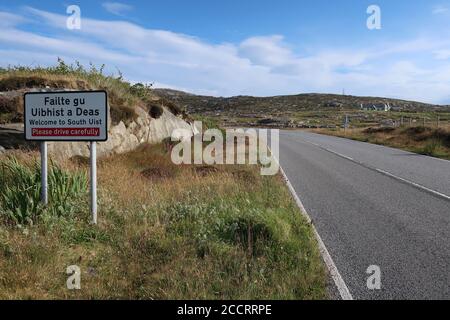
[277,130,450,300]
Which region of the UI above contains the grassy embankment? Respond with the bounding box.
[312,125,450,160]
[0,61,327,299]
[0,146,327,299]
[0,59,183,126]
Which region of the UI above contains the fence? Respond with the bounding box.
[393,116,449,129]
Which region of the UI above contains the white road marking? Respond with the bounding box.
[431,156,450,164]
[269,146,354,300]
[323,148,354,161]
[302,138,450,202]
[278,164,354,300]
[375,168,450,201]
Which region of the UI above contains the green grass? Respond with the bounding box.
[0,156,88,225]
[0,146,327,299]
[191,115,222,130]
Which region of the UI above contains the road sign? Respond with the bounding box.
[24,90,107,141]
[24,90,108,224]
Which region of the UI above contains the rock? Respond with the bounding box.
[147,107,195,144]
[1,88,197,160]
[0,124,33,150]
[0,145,5,154]
[47,105,197,161]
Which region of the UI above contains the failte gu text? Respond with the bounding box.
[30,96,100,117]
[45,96,86,107]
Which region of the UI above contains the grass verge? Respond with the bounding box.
[311,126,450,160]
[0,145,327,299]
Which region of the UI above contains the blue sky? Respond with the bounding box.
[1,1,450,103]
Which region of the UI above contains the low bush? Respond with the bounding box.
[422,139,443,156]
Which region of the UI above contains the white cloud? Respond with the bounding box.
[1,7,450,104]
[239,35,295,67]
[0,11,27,27]
[432,5,449,14]
[433,49,450,60]
[102,2,133,16]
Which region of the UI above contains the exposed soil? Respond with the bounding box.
[140,166,177,181]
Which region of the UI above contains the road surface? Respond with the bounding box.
[277,130,450,300]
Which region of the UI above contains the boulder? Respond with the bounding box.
[47,105,197,160]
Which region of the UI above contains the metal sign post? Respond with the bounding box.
[90,141,97,224]
[24,90,107,225]
[40,141,48,205]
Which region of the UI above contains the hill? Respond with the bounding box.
[153,88,450,128]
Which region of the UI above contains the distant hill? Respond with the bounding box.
[153,88,450,128]
[153,89,449,116]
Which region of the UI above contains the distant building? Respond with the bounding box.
[360,103,391,112]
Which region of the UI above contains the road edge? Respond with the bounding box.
[278,164,354,300]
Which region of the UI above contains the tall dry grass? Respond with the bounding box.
[0,144,327,299]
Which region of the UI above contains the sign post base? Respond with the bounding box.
[41,141,48,205]
[90,141,97,224]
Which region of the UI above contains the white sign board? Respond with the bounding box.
[24,90,107,141]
